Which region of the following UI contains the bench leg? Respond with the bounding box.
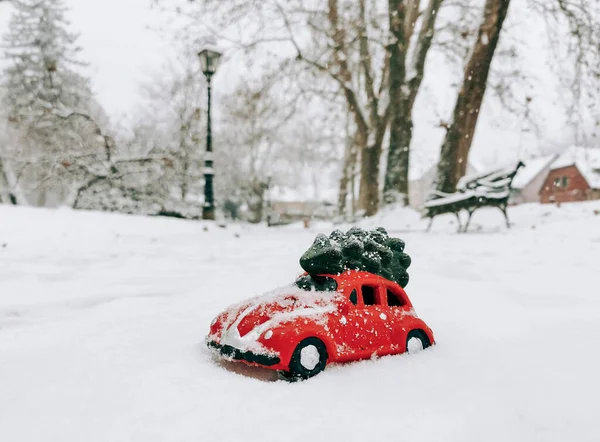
[426,217,434,232]
[463,210,475,233]
[500,206,510,228]
[455,212,463,233]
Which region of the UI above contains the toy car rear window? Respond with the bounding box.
[295,275,338,292]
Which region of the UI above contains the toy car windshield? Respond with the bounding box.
[294,274,337,292]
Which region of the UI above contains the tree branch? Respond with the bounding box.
[407,0,444,110]
[358,0,379,128]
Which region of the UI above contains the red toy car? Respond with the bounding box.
[207,270,434,380]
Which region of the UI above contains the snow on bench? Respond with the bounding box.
[423,161,525,232]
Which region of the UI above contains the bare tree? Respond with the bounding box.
[217,68,343,222]
[338,109,359,218]
[155,0,392,216]
[529,0,600,144]
[384,0,444,205]
[345,0,390,216]
[0,160,17,205]
[435,0,600,193]
[138,62,206,204]
[217,81,288,223]
[435,0,511,193]
[0,110,19,204]
[262,0,391,215]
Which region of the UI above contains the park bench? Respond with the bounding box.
[423,161,525,232]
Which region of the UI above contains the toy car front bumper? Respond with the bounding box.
[207,340,281,367]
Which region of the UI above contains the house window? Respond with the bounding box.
[553,177,569,188]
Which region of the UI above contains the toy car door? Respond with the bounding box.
[383,283,413,351]
[344,281,392,358]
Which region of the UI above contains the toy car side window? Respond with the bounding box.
[349,289,358,305]
[361,285,380,306]
[386,287,406,307]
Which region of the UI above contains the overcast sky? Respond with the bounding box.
[0,0,581,173]
[71,0,169,117]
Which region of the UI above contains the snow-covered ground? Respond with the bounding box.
[1,202,599,442]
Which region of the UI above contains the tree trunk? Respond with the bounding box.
[384,0,409,205]
[247,181,267,224]
[385,0,443,205]
[338,131,358,217]
[325,0,390,217]
[385,111,412,205]
[0,160,18,205]
[181,153,190,201]
[435,0,511,193]
[355,0,386,217]
[350,162,357,220]
[358,137,383,216]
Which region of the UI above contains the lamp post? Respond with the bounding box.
[265,174,273,226]
[198,43,222,220]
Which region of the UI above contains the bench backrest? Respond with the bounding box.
[457,161,525,193]
[423,161,525,210]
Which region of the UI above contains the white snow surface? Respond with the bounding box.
[1,202,600,441]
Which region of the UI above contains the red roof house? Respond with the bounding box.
[540,146,600,204]
[510,154,558,204]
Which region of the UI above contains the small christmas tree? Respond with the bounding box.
[299,227,411,287]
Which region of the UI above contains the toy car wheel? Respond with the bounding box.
[280,337,328,381]
[406,330,431,355]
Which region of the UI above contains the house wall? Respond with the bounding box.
[539,166,595,204]
[509,189,525,206]
[408,180,423,209]
[586,189,600,200]
[409,167,437,209]
[519,166,552,203]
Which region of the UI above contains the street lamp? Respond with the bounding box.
[198,42,222,220]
